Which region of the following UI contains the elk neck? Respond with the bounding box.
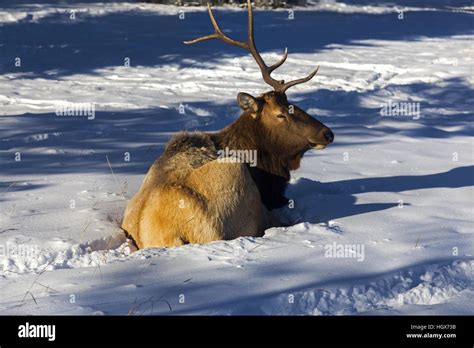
[211,112,292,180]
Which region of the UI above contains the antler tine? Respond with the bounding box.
[268,47,288,74]
[183,33,218,45]
[184,0,319,93]
[184,3,246,49]
[281,65,320,93]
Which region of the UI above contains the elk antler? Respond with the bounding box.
[184,0,319,93]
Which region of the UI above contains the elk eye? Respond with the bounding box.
[277,114,287,119]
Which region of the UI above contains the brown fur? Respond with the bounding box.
[122,92,333,248]
[122,132,270,248]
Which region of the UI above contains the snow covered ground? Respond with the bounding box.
[0,0,473,315]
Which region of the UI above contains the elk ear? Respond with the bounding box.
[237,92,259,118]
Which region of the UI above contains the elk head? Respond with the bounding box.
[237,91,334,155]
[184,0,334,160]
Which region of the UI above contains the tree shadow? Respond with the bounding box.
[0,3,472,78]
[0,76,472,186]
[287,165,473,222]
[0,180,49,196]
[0,102,232,178]
[166,256,469,315]
[291,76,474,143]
[331,0,474,9]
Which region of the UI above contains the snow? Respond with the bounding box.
[0,0,473,315]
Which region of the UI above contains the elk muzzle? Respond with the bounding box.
[308,126,334,150]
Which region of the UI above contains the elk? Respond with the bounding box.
[122,0,334,248]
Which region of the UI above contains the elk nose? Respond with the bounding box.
[324,130,334,143]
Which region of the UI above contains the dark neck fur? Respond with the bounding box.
[210,113,290,210]
[212,113,291,179]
